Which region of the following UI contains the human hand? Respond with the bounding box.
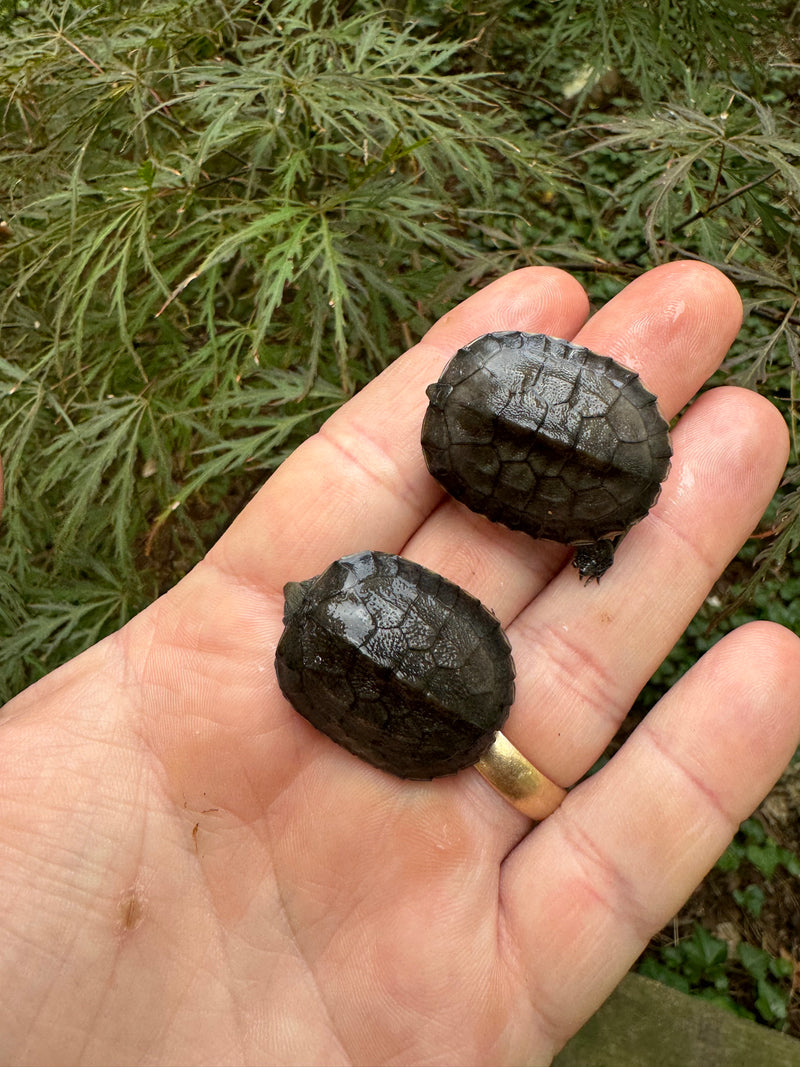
[2,263,799,1066]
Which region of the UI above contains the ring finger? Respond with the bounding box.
[505,382,788,787]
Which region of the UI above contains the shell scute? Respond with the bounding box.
[421,331,672,577]
[275,551,515,779]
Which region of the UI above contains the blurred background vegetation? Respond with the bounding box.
[1,0,800,1034]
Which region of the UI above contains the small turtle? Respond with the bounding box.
[421,331,672,580]
[274,550,514,780]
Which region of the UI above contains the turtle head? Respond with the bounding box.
[425,381,453,408]
[283,577,316,623]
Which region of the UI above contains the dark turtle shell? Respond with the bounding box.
[274,550,515,779]
[421,331,672,579]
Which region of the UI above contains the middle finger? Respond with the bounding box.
[405,261,741,612]
[404,261,786,788]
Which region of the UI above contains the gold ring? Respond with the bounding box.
[475,731,567,821]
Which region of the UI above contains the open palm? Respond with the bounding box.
[2,263,799,1066]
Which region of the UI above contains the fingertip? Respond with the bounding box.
[701,620,800,751]
[420,266,590,353]
[697,383,790,471]
[575,259,744,410]
[649,384,789,559]
[742,616,800,658]
[494,265,591,328]
[647,259,743,326]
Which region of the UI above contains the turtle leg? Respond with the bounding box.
[572,539,617,582]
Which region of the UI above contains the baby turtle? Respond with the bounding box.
[421,331,672,580]
[274,550,515,780]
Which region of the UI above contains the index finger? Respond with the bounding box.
[206,267,589,590]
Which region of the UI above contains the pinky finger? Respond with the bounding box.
[499,621,800,1057]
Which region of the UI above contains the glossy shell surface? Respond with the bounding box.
[274,550,515,780]
[421,331,672,567]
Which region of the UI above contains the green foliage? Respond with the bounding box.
[640,924,731,1005]
[523,0,774,104]
[641,820,800,1029]
[738,942,795,1026]
[403,0,775,102]
[717,817,800,882]
[1,0,800,710]
[0,0,556,697]
[732,884,766,920]
[640,922,794,1029]
[581,81,800,381]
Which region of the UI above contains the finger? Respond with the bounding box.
[402,260,743,621]
[115,269,587,815]
[499,621,800,1058]
[505,384,788,786]
[573,259,742,412]
[206,267,589,590]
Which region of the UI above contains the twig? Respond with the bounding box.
[59,33,104,75]
[673,168,780,235]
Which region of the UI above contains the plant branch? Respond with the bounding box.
[673,167,780,235]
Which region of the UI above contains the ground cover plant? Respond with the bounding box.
[1,0,800,1037]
